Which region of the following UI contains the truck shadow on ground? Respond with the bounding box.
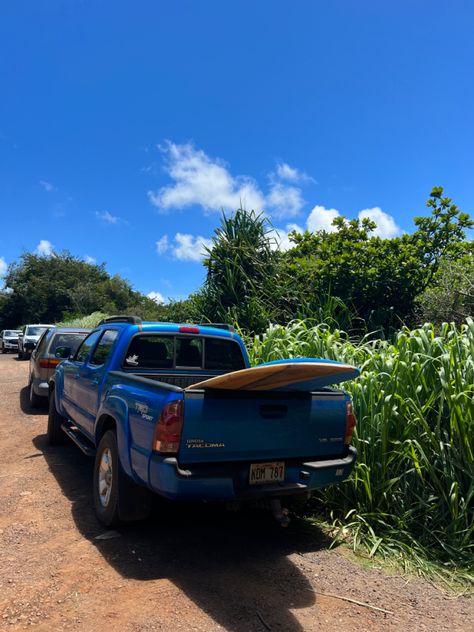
[33,433,334,632]
[19,386,48,415]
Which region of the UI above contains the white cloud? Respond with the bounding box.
[84,255,96,264]
[358,207,401,238]
[269,223,303,252]
[267,184,304,218]
[39,180,55,192]
[155,235,169,255]
[306,205,341,233]
[147,291,165,304]
[275,163,314,183]
[271,204,401,248]
[95,210,121,224]
[172,233,212,262]
[0,256,7,277]
[148,141,310,219]
[148,141,265,214]
[155,232,210,262]
[35,240,53,256]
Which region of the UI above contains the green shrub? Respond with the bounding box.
[250,319,474,577]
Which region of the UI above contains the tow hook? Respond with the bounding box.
[270,499,290,527]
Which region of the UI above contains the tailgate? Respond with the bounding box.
[179,390,348,465]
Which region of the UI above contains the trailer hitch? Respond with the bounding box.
[270,499,290,527]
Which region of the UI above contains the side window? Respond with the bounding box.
[74,330,102,363]
[204,338,246,370]
[90,330,119,367]
[123,335,174,369]
[176,337,202,368]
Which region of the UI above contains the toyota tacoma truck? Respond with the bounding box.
[48,316,359,527]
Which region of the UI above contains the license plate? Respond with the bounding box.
[249,461,285,485]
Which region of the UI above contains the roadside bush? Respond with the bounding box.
[250,319,474,577]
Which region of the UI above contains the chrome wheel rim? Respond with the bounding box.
[98,448,113,507]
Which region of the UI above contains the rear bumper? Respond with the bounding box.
[148,446,357,501]
[32,377,49,398]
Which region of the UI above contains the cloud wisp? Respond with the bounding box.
[95,210,127,225]
[148,141,307,219]
[275,162,314,183]
[0,256,7,277]
[39,180,55,193]
[155,233,212,262]
[35,240,54,256]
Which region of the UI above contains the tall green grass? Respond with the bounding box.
[249,319,474,578]
[55,311,110,328]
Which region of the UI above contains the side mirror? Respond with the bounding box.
[24,341,36,351]
[55,346,72,359]
[18,332,24,337]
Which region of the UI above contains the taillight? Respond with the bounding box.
[345,401,357,445]
[153,400,184,454]
[39,358,61,369]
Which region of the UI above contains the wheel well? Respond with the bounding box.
[96,415,117,443]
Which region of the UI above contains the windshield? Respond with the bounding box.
[50,332,88,355]
[4,330,21,337]
[25,326,49,337]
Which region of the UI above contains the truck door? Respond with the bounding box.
[71,330,118,437]
[62,330,102,421]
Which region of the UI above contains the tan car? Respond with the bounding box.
[28,327,90,407]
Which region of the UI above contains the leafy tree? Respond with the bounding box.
[0,251,162,328]
[283,187,473,333]
[416,253,474,326]
[195,209,284,333]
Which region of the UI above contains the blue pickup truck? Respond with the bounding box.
[48,316,358,527]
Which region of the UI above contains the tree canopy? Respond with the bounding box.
[0,252,162,328]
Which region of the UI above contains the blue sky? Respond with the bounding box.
[1,1,473,303]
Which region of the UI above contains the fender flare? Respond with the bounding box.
[95,395,134,478]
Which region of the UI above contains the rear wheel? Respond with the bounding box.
[29,381,44,408]
[93,430,151,527]
[47,392,68,445]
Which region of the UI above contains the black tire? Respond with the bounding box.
[47,391,68,445]
[93,430,151,527]
[18,350,23,360]
[29,381,44,408]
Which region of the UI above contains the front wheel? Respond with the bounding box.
[93,430,151,527]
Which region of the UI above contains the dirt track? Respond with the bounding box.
[0,354,472,631]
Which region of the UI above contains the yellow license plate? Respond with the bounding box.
[249,461,285,485]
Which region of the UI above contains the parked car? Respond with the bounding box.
[48,315,359,527]
[28,327,91,406]
[18,323,54,360]
[0,330,23,353]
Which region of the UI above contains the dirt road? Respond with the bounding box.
[0,354,472,631]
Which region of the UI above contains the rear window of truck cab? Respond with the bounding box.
[123,334,245,371]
